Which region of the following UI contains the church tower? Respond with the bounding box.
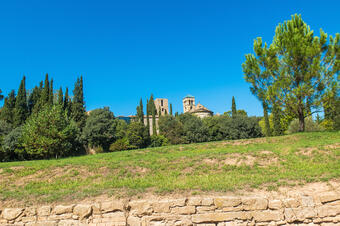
[183,95,195,113]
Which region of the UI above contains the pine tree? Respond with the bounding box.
[49,79,54,105]
[0,90,16,124]
[231,96,237,117]
[41,74,50,105]
[64,87,71,115]
[71,76,86,129]
[57,87,63,106]
[13,76,28,126]
[170,103,173,115]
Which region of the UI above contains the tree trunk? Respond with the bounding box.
[298,108,305,132]
[263,102,271,137]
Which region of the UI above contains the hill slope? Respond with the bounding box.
[0,132,339,205]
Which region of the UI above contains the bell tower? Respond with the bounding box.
[183,95,195,113]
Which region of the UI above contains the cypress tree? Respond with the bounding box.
[158,107,161,117]
[13,76,28,126]
[140,98,144,123]
[64,87,71,115]
[49,79,54,105]
[27,86,41,116]
[231,96,237,117]
[0,90,16,124]
[41,74,50,105]
[0,89,3,101]
[57,87,63,106]
[146,98,150,135]
[170,103,173,115]
[71,76,86,129]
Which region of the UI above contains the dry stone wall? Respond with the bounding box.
[1,192,340,225]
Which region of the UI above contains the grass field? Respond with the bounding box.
[0,132,339,205]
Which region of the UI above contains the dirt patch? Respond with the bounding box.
[324,143,340,150]
[221,138,267,146]
[10,166,25,170]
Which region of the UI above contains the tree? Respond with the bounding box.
[136,98,144,123]
[71,76,86,129]
[231,96,237,117]
[81,107,117,151]
[20,105,79,159]
[49,79,54,105]
[0,89,3,101]
[27,86,41,116]
[0,90,16,124]
[64,87,71,115]
[178,114,209,143]
[126,121,149,149]
[158,115,184,144]
[13,76,28,126]
[1,126,23,161]
[272,103,284,136]
[170,103,173,115]
[146,98,150,135]
[148,94,157,135]
[244,14,339,132]
[57,87,63,106]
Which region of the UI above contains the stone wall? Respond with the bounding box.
[1,192,340,225]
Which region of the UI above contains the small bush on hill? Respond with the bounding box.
[288,117,321,134]
[149,135,169,147]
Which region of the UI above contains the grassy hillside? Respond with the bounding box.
[0,132,339,205]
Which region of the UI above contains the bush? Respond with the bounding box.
[1,126,23,161]
[178,114,209,143]
[126,121,149,149]
[110,137,131,152]
[149,135,169,147]
[287,117,321,134]
[20,105,80,159]
[82,107,117,151]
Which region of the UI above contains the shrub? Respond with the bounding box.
[1,126,23,161]
[287,117,321,134]
[149,135,169,147]
[126,121,149,149]
[178,114,209,143]
[20,105,80,159]
[110,137,130,152]
[158,115,184,144]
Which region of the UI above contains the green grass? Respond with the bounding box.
[0,131,339,204]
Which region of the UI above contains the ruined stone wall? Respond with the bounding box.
[1,192,340,225]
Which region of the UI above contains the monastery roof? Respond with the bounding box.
[183,94,195,99]
[189,103,213,114]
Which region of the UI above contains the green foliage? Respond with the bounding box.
[136,98,144,123]
[115,119,128,140]
[272,104,284,136]
[109,137,130,152]
[1,126,23,161]
[178,114,209,143]
[231,96,237,117]
[81,107,117,151]
[13,76,28,127]
[20,105,80,159]
[149,135,169,147]
[28,86,41,115]
[126,121,149,149]
[57,87,63,106]
[158,115,184,145]
[0,90,16,124]
[0,89,3,101]
[287,117,321,134]
[49,79,54,105]
[243,14,339,132]
[71,76,86,129]
[170,103,173,115]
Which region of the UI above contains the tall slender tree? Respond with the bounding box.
[49,79,54,105]
[0,89,3,101]
[27,86,41,116]
[64,87,71,116]
[146,98,150,135]
[0,90,16,124]
[71,76,86,129]
[170,103,173,115]
[13,76,28,126]
[231,96,237,117]
[57,87,63,106]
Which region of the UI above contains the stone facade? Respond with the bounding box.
[183,95,213,118]
[2,192,340,225]
[154,98,169,116]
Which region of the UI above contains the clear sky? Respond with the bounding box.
[0,0,339,116]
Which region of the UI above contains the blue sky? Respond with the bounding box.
[0,0,339,116]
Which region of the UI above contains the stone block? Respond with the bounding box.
[192,212,250,223]
[54,205,74,215]
[214,197,242,208]
[101,200,125,213]
[201,198,214,206]
[268,200,282,210]
[242,197,268,210]
[319,193,340,204]
[283,198,300,208]
[171,206,196,215]
[252,210,283,222]
[129,200,153,216]
[153,201,171,213]
[37,206,51,216]
[2,208,24,221]
[317,205,340,217]
[187,197,202,206]
[73,204,92,219]
[301,196,315,207]
[101,211,126,222]
[127,216,141,226]
[196,206,216,213]
[58,219,80,225]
